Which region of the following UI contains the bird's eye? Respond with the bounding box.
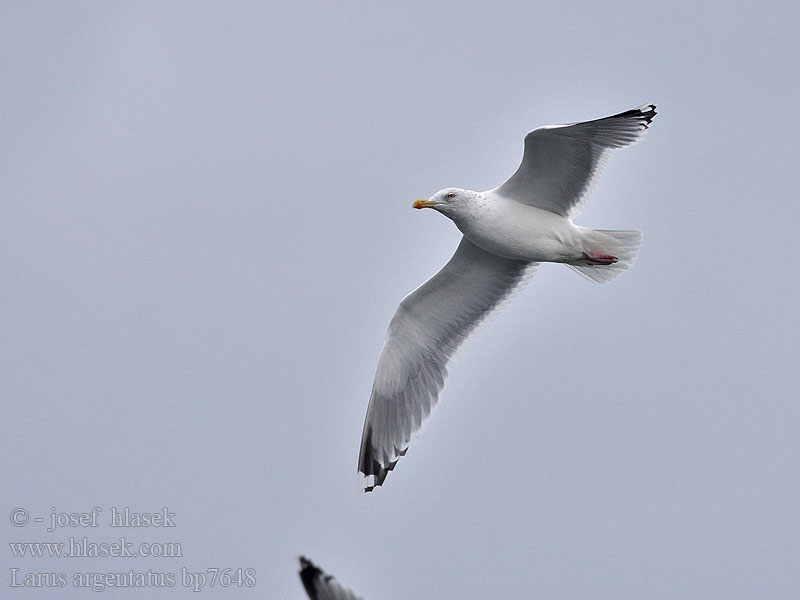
[446,192,455,199]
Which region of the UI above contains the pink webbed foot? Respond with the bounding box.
[582,250,618,265]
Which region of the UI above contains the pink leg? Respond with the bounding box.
[582,250,618,265]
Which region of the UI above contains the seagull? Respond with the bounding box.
[358,104,657,492]
[298,556,364,600]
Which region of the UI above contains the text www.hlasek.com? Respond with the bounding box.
[9,537,182,558]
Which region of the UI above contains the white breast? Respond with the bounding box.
[454,194,584,263]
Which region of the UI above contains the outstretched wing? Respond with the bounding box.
[298,556,365,600]
[358,237,536,492]
[493,103,657,217]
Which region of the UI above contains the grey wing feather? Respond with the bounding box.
[298,556,365,600]
[358,237,536,492]
[493,103,656,217]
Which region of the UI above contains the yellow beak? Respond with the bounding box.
[413,198,437,209]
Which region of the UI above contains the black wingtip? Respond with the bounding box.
[612,103,657,129]
[637,103,658,126]
[358,426,405,493]
[358,459,395,494]
[298,556,324,598]
[298,556,363,600]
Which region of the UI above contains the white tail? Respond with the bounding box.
[567,229,642,284]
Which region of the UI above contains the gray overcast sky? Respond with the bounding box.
[2,2,798,599]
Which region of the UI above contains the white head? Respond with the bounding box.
[412,187,479,220]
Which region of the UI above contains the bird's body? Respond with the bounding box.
[444,189,586,263]
[358,104,657,492]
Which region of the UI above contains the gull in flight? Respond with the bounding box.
[358,104,657,492]
[298,556,364,600]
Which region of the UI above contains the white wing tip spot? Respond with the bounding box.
[357,471,377,494]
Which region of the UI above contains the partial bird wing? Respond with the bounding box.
[493,103,656,217]
[358,237,536,492]
[298,556,364,600]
